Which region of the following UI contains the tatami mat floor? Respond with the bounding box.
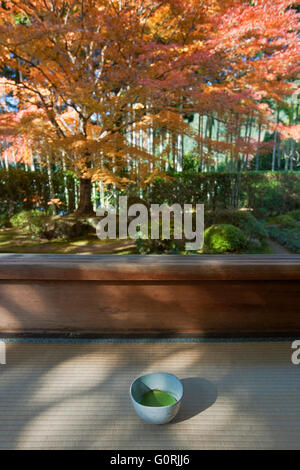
[0,340,299,449]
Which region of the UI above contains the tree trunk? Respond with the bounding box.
[46,154,56,215]
[256,123,261,171]
[62,153,70,213]
[76,177,95,215]
[272,131,277,171]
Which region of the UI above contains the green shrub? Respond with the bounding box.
[204,224,248,254]
[10,210,47,236]
[0,214,11,228]
[135,220,185,254]
[267,225,300,253]
[206,209,268,245]
[288,210,300,222]
[268,214,298,229]
[136,237,184,254]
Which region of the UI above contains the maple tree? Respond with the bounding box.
[0,0,298,214]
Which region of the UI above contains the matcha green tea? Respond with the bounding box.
[140,389,177,407]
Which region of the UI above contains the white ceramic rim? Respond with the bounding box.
[130,372,183,409]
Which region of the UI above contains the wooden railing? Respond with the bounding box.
[0,254,299,337]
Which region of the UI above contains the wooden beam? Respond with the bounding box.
[0,254,299,336]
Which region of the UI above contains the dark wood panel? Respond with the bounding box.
[0,280,299,335]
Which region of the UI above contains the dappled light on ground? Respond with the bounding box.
[0,228,137,254]
[0,341,299,450]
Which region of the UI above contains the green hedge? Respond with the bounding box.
[267,214,298,229]
[0,167,77,219]
[146,172,300,217]
[1,168,300,222]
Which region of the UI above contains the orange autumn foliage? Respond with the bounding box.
[0,0,298,211]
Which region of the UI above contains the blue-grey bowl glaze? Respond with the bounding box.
[130,372,183,424]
